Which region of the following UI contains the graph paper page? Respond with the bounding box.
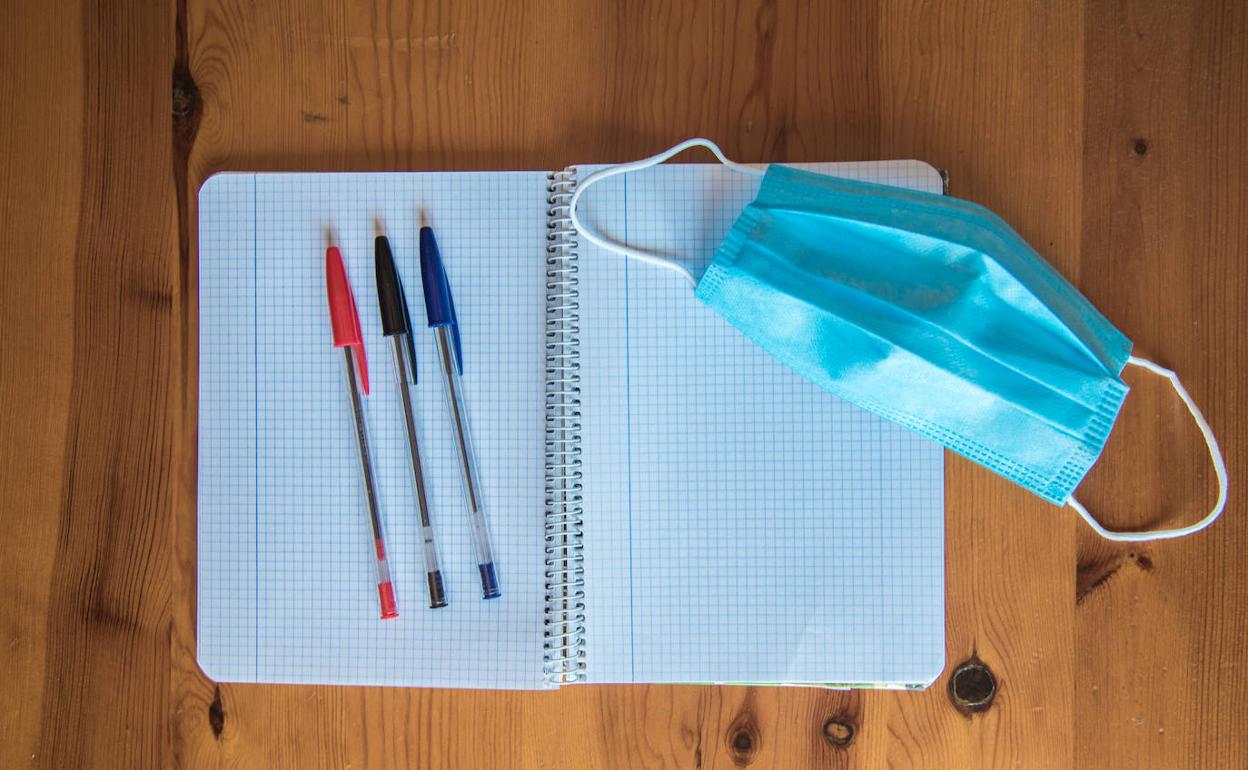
[577,161,946,686]
[198,172,548,688]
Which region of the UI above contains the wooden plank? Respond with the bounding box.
[0,0,182,768]
[875,1,1085,765]
[1075,0,1248,766]
[0,1,84,767]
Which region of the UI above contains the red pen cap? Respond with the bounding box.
[325,246,370,394]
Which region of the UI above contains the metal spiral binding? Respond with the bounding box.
[542,168,586,686]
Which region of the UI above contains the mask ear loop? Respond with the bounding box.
[568,138,765,290]
[1068,356,1228,542]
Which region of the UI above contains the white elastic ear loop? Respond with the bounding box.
[568,138,765,290]
[1068,355,1228,542]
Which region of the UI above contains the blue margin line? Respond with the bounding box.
[253,175,259,677]
[624,175,635,681]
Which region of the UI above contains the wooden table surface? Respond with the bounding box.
[2,0,1245,767]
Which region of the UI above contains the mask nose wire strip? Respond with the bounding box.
[1068,355,1228,542]
[568,138,765,290]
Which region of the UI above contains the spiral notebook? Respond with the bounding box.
[196,159,945,690]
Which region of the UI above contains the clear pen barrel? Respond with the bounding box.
[341,348,398,618]
[434,324,500,598]
[389,335,447,608]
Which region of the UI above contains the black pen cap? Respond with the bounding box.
[374,236,409,335]
[374,235,418,381]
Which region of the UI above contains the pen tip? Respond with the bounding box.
[373,218,385,239]
[480,563,501,599]
[418,210,428,229]
[379,582,399,619]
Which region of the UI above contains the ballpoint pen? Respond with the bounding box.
[325,246,399,619]
[375,235,448,609]
[419,225,501,600]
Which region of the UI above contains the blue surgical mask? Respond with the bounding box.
[570,138,1226,542]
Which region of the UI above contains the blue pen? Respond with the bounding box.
[419,224,501,599]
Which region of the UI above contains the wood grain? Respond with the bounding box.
[1,0,1245,767]
[1074,1,1248,766]
[0,0,84,765]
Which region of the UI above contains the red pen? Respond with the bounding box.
[326,246,399,619]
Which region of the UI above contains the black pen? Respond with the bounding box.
[375,235,448,608]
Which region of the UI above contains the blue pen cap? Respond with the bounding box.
[418,226,463,373]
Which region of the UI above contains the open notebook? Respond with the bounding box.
[197,160,945,690]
